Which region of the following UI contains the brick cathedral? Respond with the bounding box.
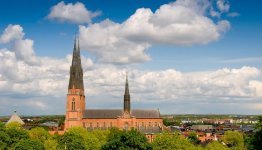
[64,38,163,133]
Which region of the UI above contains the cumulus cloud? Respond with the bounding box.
[47,1,101,24]
[0,24,39,65]
[0,24,93,101]
[0,24,24,43]
[217,0,230,13]
[82,65,261,101]
[1,42,262,114]
[25,100,48,110]
[79,0,231,64]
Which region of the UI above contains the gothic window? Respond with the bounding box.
[90,123,92,128]
[72,98,75,110]
[97,122,99,128]
[110,122,112,127]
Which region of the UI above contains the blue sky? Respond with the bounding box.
[0,0,262,116]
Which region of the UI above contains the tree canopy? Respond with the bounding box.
[102,128,152,150]
[152,132,195,150]
[14,139,45,150]
[222,131,244,150]
[205,141,229,150]
[0,117,261,150]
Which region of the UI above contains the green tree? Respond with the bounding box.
[188,131,200,144]
[0,131,11,150]
[152,132,195,150]
[66,127,100,150]
[205,141,229,150]
[14,139,44,150]
[92,129,110,146]
[5,121,22,129]
[222,131,244,150]
[58,131,86,150]
[248,115,262,150]
[255,116,262,131]
[0,141,8,150]
[0,122,5,131]
[29,127,50,143]
[102,128,152,150]
[107,127,123,140]
[251,130,262,150]
[6,128,29,146]
[121,128,152,150]
[44,138,58,150]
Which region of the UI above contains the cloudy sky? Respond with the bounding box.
[0,0,262,116]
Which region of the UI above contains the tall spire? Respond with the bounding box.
[74,34,77,52]
[68,34,84,90]
[124,71,130,114]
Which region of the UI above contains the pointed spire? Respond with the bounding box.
[68,33,84,90]
[125,71,130,95]
[73,33,77,53]
[124,71,130,114]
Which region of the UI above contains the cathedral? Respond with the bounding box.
[64,38,163,133]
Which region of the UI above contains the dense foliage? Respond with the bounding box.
[102,128,152,150]
[245,116,262,150]
[0,116,261,150]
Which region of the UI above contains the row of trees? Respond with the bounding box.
[0,116,261,150]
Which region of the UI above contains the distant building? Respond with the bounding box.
[7,111,25,125]
[64,37,163,133]
[191,125,213,130]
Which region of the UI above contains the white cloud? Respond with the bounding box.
[79,0,231,64]
[217,0,230,13]
[0,24,24,43]
[47,1,101,24]
[249,81,262,97]
[1,43,262,114]
[12,39,39,65]
[0,24,39,65]
[25,100,48,110]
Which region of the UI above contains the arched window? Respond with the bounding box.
[72,98,75,110]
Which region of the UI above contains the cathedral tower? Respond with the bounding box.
[64,36,85,130]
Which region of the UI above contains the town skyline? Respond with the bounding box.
[0,0,262,116]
